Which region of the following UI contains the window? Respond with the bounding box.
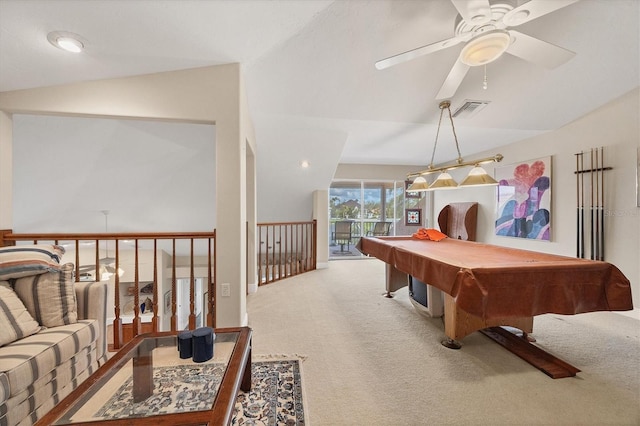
[330,180,421,257]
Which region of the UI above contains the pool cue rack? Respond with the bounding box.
[574,147,612,261]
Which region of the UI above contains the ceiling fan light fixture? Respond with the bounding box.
[460,30,511,66]
[459,166,499,187]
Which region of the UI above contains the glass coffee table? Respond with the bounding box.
[37,327,252,426]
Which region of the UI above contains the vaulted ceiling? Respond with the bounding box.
[1,0,639,224]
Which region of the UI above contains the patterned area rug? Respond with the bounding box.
[233,359,305,425]
[95,359,305,425]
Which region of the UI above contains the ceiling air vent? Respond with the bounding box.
[452,100,490,119]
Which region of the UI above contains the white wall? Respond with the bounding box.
[334,163,425,181]
[11,115,215,233]
[313,189,329,268]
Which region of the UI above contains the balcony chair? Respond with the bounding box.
[333,221,354,252]
[367,221,392,237]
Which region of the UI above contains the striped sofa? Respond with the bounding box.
[0,280,108,426]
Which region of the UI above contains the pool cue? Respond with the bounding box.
[600,146,605,260]
[594,147,600,260]
[590,148,595,260]
[575,153,580,257]
[580,152,585,258]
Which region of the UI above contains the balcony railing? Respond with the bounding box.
[1,229,215,350]
[256,220,317,285]
[329,218,395,241]
[2,220,318,348]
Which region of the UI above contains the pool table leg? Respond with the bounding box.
[384,265,408,298]
[442,294,534,349]
[441,337,462,349]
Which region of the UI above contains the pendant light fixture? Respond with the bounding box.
[406,100,502,192]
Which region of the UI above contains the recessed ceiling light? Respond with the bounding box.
[47,31,85,53]
[300,160,310,168]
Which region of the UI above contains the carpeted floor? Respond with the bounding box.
[247,258,640,426]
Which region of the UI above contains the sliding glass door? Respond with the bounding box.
[329,181,405,258]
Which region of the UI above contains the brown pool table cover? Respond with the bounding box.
[358,236,633,320]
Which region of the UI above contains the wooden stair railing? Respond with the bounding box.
[0,230,215,351]
[256,220,316,285]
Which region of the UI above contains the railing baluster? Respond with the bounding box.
[74,240,80,282]
[278,224,283,280]
[94,239,100,279]
[189,238,196,330]
[207,236,214,328]
[266,225,271,283]
[171,239,177,332]
[285,225,290,278]
[295,224,300,274]
[113,240,122,350]
[152,239,159,333]
[212,234,217,328]
[307,223,311,270]
[270,225,275,282]
[132,239,141,338]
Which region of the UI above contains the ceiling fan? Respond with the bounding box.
[77,210,124,281]
[375,0,580,99]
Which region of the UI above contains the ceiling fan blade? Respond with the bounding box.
[436,59,470,100]
[103,264,117,273]
[78,256,116,272]
[503,0,579,27]
[450,0,492,26]
[375,35,468,70]
[506,30,575,69]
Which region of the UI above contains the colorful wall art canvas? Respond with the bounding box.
[495,156,551,240]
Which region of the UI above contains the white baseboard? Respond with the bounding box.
[247,282,258,294]
[316,262,329,269]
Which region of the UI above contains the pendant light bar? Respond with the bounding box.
[406,100,503,192]
[407,153,504,180]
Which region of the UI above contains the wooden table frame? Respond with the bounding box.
[386,264,533,347]
[36,327,252,426]
[361,236,632,350]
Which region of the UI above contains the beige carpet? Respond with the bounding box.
[246,258,640,426]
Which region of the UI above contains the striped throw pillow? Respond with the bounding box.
[0,244,65,280]
[14,263,78,327]
[0,282,41,347]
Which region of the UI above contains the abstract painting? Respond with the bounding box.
[495,156,551,240]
